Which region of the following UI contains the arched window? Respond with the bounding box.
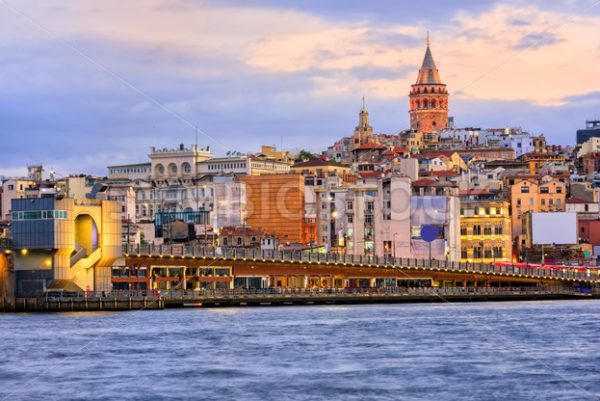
[423,100,429,108]
[155,164,165,175]
[182,162,192,174]
[423,87,428,94]
[431,99,437,108]
[416,100,421,109]
[168,163,177,175]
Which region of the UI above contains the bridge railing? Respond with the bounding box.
[154,286,593,299]
[40,285,594,302]
[123,244,599,282]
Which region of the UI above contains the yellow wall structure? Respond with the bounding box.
[460,200,512,263]
[13,198,121,293]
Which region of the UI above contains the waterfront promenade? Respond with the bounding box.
[3,286,596,312]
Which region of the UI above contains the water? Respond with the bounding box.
[1,301,600,401]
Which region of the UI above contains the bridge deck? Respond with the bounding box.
[124,245,600,284]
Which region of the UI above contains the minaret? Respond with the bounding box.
[351,96,373,149]
[408,33,449,133]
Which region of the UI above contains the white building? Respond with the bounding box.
[577,137,600,158]
[1,178,37,220]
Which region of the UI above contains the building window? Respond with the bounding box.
[473,225,481,235]
[474,247,482,259]
[540,187,549,194]
[493,247,503,258]
[494,225,503,235]
[461,249,468,259]
[521,186,530,193]
[484,249,492,258]
[460,226,467,235]
[483,226,492,235]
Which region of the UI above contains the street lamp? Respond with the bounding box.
[393,233,401,259]
[331,210,339,254]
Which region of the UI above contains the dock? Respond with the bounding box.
[1,287,596,312]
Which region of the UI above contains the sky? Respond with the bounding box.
[1,0,600,177]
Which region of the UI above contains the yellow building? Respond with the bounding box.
[11,197,121,294]
[399,131,425,152]
[460,198,512,263]
[258,145,293,164]
[291,158,352,180]
[521,152,564,175]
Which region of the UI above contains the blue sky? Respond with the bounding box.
[1,0,599,176]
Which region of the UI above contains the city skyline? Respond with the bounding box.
[1,0,600,176]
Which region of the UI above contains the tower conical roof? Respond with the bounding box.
[415,34,442,85]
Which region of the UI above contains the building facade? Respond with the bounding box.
[11,196,121,295]
[460,199,512,263]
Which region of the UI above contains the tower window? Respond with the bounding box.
[433,121,437,127]
[423,100,429,108]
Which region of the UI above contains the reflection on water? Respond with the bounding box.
[1,301,600,401]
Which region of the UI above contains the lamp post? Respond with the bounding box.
[331,209,339,254]
[393,233,400,259]
[479,241,484,265]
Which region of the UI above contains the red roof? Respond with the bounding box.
[459,189,492,196]
[412,178,458,188]
[220,226,265,236]
[411,178,436,187]
[428,169,459,177]
[567,197,594,204]
[412,151,455,159]
[382,146,409,155]
[522,152,560,158]
[354,142,386,151]
[357,171,382,179]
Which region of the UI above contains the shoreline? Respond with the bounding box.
[1,288,596,312]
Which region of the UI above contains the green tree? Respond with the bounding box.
[295,149,317,163]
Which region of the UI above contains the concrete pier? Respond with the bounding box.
[2,287,595,312]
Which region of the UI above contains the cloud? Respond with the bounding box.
[0,0,598,175]
[514,32,561,49]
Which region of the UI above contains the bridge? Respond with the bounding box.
[121,244,600,294]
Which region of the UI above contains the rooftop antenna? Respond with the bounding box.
[427,31,430,47]
[362,95,365,109]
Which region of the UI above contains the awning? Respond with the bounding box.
[46,280,84,292]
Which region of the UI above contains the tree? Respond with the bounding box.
[295,149,317,163]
